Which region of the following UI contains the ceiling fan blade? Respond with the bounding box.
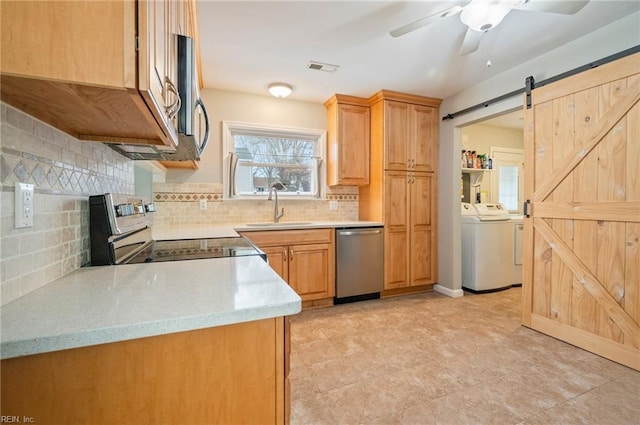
[389,5,463,38]
[459,27,483,56]
[514,0,589,15]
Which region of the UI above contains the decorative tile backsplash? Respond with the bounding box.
[0,103,134,306]
[0,103,362,305]
[152,183,359,228]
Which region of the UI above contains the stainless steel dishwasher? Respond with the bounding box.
[335,226,384,304]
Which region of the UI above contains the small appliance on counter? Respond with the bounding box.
[89,193,265,266]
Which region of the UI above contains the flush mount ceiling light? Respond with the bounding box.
[268,83,293,98]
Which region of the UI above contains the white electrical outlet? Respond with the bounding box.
[15,182,35,228]
[199,199,207,210]
[329,201,338,210]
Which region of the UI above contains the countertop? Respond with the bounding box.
[0,256,301,360]
[152,220,384,240]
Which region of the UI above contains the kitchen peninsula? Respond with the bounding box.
[1,255,300,425]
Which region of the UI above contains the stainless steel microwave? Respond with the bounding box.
[108,35,210,161]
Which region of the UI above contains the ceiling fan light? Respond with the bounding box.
[460,0,512,32]
[268,83,293,98]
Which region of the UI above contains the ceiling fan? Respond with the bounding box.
[390,0,589,56]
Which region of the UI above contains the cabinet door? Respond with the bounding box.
[384,101,411,171]
[410,172,436,286]
[0,1,133,88]
[384,171,410,289]
[411,105,438,172]
[262,246,289,282]
[288,244,334,301]
[138,0,179,146]
[336,103,370,185]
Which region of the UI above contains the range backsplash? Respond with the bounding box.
[0,103,134,305]
[153,182,359,228]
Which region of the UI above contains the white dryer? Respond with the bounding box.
[510,215,524,286]
[461,203,513,292]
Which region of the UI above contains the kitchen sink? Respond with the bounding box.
[245,222,312,227]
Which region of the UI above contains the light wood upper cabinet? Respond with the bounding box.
[0,0,194,148]
[412,104,438,172]
[325,95,370,186]
[384,101,411,170]
[241,229,335,303]
[383,100,439,172]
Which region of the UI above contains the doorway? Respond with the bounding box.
[461,110,524,207]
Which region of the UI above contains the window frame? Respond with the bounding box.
[222,120,326,200]
[489,147,524,214]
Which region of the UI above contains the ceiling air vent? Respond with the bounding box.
[307,61,339,73]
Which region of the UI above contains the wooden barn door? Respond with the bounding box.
[521,52,640,371]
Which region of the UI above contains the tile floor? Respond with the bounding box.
[289,288,640,425]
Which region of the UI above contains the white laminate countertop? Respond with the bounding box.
[152,220,384,240]
[0,256,301,360]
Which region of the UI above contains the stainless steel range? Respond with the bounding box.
[89,193,265,266]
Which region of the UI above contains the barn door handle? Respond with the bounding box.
[523,199,531,218]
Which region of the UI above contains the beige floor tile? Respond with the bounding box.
[289,288,640,425]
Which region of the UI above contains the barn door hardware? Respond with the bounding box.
[523,199,532,218]
[441,45,640,120]
[525,76,535,109]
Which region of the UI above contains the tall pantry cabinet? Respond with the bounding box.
[360,90,441,293]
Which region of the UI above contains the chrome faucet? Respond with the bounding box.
[267,187,285,223]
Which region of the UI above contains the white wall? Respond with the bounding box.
[165,89,326,183]
[436,12,640,297]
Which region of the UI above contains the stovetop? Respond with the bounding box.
[125,237,266,264]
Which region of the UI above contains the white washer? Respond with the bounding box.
[461,203,513,292]
[510,215,524,286]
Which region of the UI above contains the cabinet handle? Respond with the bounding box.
[164,77,182,120]
[289,248,293,261]
[284,249,288,262]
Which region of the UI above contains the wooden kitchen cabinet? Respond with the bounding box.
[324,94,370,186]
[384,171,436,289]
[360,90,441,294]
[241,229,335,306]
[1,317,291,425]
[368,94,439,172]
[0,0,194,149]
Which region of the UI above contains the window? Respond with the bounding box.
[497,164,519,211]
[490,148,524,213]
[223,121,325,199]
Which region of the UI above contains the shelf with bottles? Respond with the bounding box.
[461,167,493,173]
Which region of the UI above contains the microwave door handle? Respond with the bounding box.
[196,97,210,155]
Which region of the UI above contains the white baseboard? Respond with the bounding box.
[433,284,464,298]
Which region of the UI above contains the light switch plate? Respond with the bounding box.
[199,199,207,210]
[15,182,35,228]
[329,201,338,210]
